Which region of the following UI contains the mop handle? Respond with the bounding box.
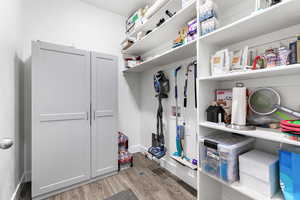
[193,61,197,108]
[276,104,300,118]
[183,68,190,108]
[175,66,181,99]
[184,78,188,108]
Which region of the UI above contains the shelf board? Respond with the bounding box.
[199,121,300,147]
[127,0,182,38]
[171,155,197,170]
[198,64,300,81]
[123,39,196,72]
[198,0,300,46]
[124,0,197,55]
[199,169,283,200]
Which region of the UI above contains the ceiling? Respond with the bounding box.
[81,0,155,16]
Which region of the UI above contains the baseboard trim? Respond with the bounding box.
[139,145,197,189]
[128,144,144,154]
[162,157,197,188]
[11,173,25,200]
[32,171,117,200]
[24,170,32,182]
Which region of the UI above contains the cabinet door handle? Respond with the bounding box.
[93,111,96,120]
[0,138,13,150]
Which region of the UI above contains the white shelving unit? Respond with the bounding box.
[127,0,182,38]
[198,0,300,47]
[199,121,300,147]
[196,0,300,200]
[122,0,300,199]
[123,0,197,55]
[198,64,300,81]
[124,39,196,72]
[199,168,283,200]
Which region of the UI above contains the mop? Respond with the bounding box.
[173,66,183,157]
[172,63,197,170]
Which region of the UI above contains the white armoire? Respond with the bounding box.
[31,41,118,199]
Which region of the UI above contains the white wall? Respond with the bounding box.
[22,0,141,176]
[0,0,24,199]
[139,57,198,188]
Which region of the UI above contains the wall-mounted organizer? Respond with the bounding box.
[122,0,300,199]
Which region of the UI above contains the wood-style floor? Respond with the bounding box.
[20,153,197,200]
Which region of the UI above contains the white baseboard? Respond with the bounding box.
[24,170,31,182]
[138,145,197,189]
[162,157,197,188]
[11,173,25,200]
[33,171,117,200]
[128,144,144,154]
[138,145,147,152]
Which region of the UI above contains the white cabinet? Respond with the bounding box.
[32,41,118,199]
[91,52,118,177]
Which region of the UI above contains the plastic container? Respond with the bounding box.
[198,0,218,23]
[199,133,254,183]
[200,17,219,36]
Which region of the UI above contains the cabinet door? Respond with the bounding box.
[91,52,118,178]
[32,41,91,197]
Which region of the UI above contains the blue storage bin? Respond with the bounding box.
[279,150,300,200]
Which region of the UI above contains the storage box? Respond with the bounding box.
[239,150,279,198]
[279,150,300,200]
[199,133,254,183]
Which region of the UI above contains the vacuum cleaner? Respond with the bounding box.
[172,62,197,170]
[148,71,170,159]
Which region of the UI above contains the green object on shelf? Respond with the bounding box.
[288,120,300,125]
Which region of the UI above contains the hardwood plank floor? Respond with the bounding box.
[20,153,197,200]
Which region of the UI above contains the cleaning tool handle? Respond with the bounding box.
[184,79,188,97]
[184,98,187,108]
[276,104,300,118]
[175,66,181,76]
[174,66,181,99]
[193,62,197,108]
[184,78,188,107]
[275,111,291,120]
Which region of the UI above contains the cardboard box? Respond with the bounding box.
[215,89,232,123]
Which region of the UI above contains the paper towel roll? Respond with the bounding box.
[231,83,247,126]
